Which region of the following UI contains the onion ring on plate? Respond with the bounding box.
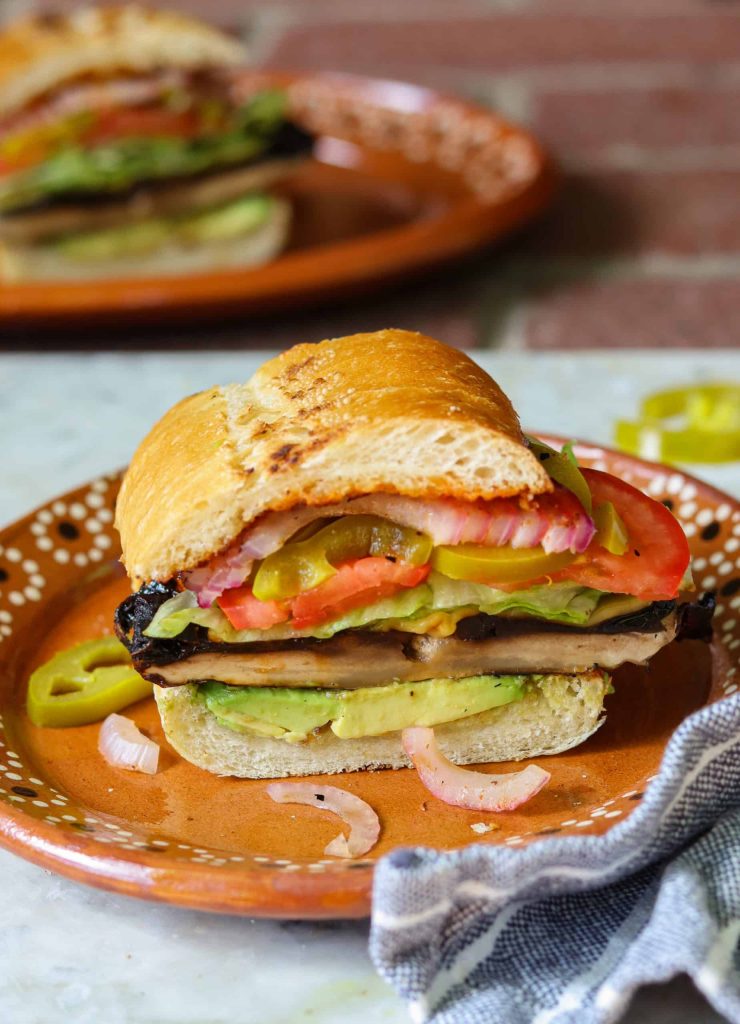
[99,713,159,775]
[402,727,550,811]
[266,782,380,858]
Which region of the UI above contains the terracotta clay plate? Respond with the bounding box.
[0,71,555,330]
[0,440,736,919]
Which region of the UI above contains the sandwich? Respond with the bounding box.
[114,329,709,779]
[0,5,312,281]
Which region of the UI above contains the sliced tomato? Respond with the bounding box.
[217,589,290,631]
[86,107,201,145]
[290,558,430,630]
[554,468,690,600]
[217,558,430,631]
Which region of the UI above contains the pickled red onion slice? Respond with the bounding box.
[185,491,594,606]
[402,727,550,812]
[266,782,381,858]
[98,713,159,775]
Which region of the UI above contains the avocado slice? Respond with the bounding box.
[204,685,339,743]
[54,219,172,261]
[201,674,525,744]
[51,193,274,262]
[178,194,273,243]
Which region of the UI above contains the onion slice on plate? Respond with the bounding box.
[402,727,550,812]
[98,713,160,775]
[266,782,380,858]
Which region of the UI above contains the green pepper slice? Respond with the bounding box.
[252,515,433,602]
[27,636,152,728]
[432,544,577,585]
[526,437,592,513]
[593,501,629,556]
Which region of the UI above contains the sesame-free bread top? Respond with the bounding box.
[0,5,245,120]
[115,329,552,583]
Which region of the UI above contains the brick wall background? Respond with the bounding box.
[8,0,740,350]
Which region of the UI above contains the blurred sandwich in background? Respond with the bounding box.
[0,5,313,281]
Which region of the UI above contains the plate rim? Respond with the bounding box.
[0,438,736,918]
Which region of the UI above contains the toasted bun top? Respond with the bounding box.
[0,5,245,119]
[115,329,552,583]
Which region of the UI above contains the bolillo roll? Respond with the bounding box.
[114,329,702,778]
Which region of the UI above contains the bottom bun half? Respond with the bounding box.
[154,672,610,779]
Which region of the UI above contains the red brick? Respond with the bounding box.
[517,170,740,257]
[242,269,483,350]
[526,0,732,12]
[523,278,739,349]
[266,14,740,74]
[535,87,740,154]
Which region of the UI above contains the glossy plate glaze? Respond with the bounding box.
[0,71,555,329]
[0,441,736,918]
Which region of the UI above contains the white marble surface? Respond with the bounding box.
[1,349,738,1024]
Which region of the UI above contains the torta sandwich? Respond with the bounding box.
[114,329,707,779]
[0,5,312,280]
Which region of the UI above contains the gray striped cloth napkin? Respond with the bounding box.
[370,693,740,1024]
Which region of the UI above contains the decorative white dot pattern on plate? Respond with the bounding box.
[0,457,736,890]
[289,80,539,205]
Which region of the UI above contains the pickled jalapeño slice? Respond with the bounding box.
[27,636,152,728]
[252,515,433,602]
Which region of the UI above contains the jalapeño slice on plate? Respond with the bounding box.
[27,636,152,728]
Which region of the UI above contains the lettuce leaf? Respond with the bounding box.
[0,90,288,213]
[144,590,224,638]
[145,583,432,642]
[425,572,602,623]
[144,574,602,643]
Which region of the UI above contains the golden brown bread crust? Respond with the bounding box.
[0,5,245,119]
[252,331,521,433]
[116,329,552,583]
